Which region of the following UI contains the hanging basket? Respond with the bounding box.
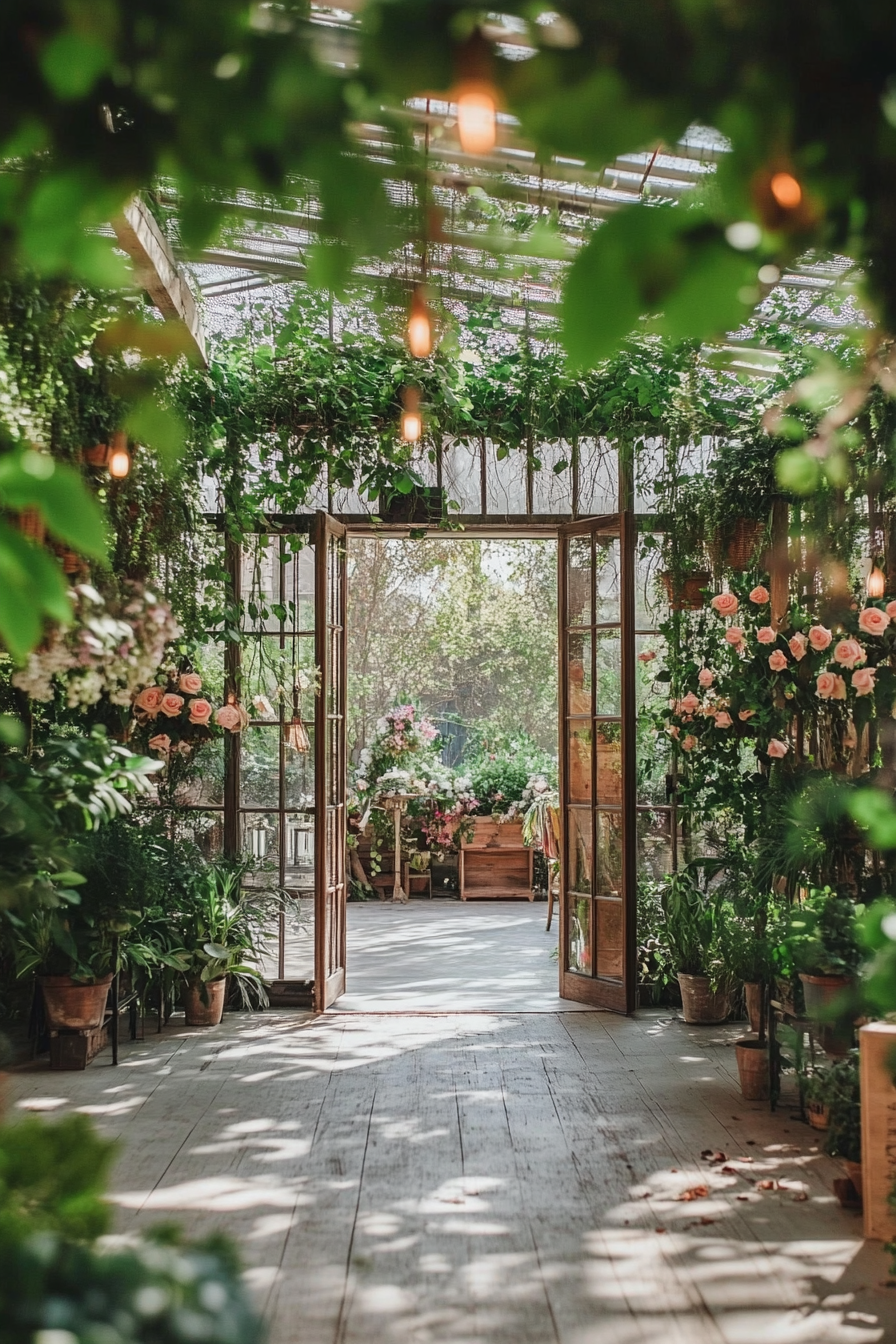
[661,571,711,611]
[15,506,46,545]
[83,443,111,468]
[725,518,766,571]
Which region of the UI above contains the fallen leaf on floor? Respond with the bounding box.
[676,1185,709,1201]
[670,1168,678,1173]
[756,1179,778,1190]
[655,1227,667,1234]
[738,1155,755,1163]
[746,1140,756,1146]
[695,1216,716,1225]
[792,1192,809,1201]
[700,1149,727,1164]
[735,1194,751,1202]
[720,1165,744,1176]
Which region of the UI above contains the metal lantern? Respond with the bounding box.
[284,714,310,753]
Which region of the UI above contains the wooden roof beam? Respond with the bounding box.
[112,196,207,365]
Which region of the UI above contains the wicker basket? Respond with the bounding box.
[661,570,710,611]
[725,518,766,571]
[16,506,46,544]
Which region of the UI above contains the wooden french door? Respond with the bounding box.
[313,512,348,1010]
[558,514,637,1013]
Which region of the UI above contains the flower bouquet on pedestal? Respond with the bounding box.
[131,671,248,764]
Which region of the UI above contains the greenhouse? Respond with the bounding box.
[5,4,896,1343]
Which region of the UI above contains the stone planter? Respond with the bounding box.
[677,973,729,1025]
[744,982,765,1035]
[735,1038,769,1100]
[183,978,226,1027]
[39,974,113,1031]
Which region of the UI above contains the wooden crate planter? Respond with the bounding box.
[459,818,534,901]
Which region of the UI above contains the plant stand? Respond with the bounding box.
[49,1024,108,1071]
[459,818,534,900]
[380,794,419,903]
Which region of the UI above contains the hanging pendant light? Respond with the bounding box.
[108,429,131,479]
[400,385,422,442]
[454,28,498,156]
[867,564,886,598]
[407,286,433,358]
[284,713,310,753]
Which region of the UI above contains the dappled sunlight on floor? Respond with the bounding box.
[8,1008,895,1343]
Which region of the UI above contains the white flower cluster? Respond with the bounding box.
[13,582,180,709]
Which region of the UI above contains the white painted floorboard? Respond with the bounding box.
[7,905,896,1343]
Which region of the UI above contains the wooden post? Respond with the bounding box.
[859,1021,896,1240]
[769,496,790,629]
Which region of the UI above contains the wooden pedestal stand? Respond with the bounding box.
[381,794,421,904]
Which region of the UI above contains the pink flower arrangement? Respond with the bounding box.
[725,626,745,646]
[807,625,833,652]
[767,739,789,759]
[756,626,776,644]
[832,638,866,669]
[188,698,214,725]
[749,585,770,604]
[148,733,171,754]
[788,632,808,661]
[738,708,755,721]
[698,668,714,688]
[132,673,247,759]
[666,725,680,739]
[887,601,896,619]
[681,734,697,752]
[816,671,843,700]
[852,667,876,696]
[768,650,788,672]
[679,691,700,714]
[858,606,890,636]
[179,672,203,694]
[159,692,184,718]
[215,704,242,731]
[134,685,164,716]
[714,711,733,728]
[711,592,739,617]
[638,650,656,663]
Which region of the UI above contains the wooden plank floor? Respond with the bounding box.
[7,1006,895,1343]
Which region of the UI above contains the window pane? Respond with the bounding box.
[173,737,225,808]
[568,808,592,894]
[241,726,281,808]
[596,811,623,897]
[595,631,621,715]
[568,895,592,974]
[567,632,592,710]
[596,723,622,805]
[241,812,280,868]
[638,807,673,882]
[596,898,624,979]
[594,538,620,624]
[284,813,315,892]
[285,729,315,808]
[567,536,592,626]
[567,721,592,803]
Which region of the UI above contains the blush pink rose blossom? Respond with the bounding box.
[215,704,242,731]
[833,675,847,700]
[816,671,838,699]
[767,739,789,759]
[134,685,164,716]
[749,585,770,604]
[832,638,866,669]
[159,693,184,718]
[698,668,714,688]
[710,592,739,617]
[666,725,680,740]
[681,734,697,752]
[788,632,808,661]
[188,698,213,725]
[808,624,833,652]
[886,601,896,619]
[858,606,891,636]
[852,667,876,696]
[680,691,700,714]
[757,626,777,644]
[714,711,733,728]
[725,626,745,646]
[148,733,171,754]
[738,708,755,721]
[179,672,203,694]
[768,650,788,672]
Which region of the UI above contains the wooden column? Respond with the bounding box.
[769,496,790,629]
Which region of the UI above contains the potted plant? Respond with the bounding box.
[784,887,862,1054]
[806,1053,862,1193]
[173,861,270,1027]
[661,869,731,1024]
[717,898,779,1098]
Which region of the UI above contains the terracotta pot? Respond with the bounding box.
[744,981,765,1035]
[807,1099,830,1131]
[735,1038,769,1100]
[844,1159,863,1201]
[678,973,730,1024]
[15,506,46,545]
[183,977,226,1026]
[799,972,853,1020]
[83,443,110,467]
[661,571,711,612]
[39,974,113,1031]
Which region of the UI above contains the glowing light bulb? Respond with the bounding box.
[770,172,802,209]
[401,411,422,442]
[456,86,497,156]
[109,446,131,478]
[407,289,433,358]
[867,565,886,598]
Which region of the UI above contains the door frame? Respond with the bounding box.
[557,512,637,1013]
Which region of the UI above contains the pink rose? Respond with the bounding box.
[148,733,171,754]
[215,704,242,732]
[714,711,732,728]
[680,691,700,714]
[852,667,876,696]
[666,725,680,740]
[134,685,164,716]
[858,606,890,637]
[179,672,203,694]
[738,708,755,721]
[767,739,789,759]
[711,593,739,617]
[833,675,847,700]
[832,638,866,669]
[681,734,697,752]
[749,585,770,604]
[816,671,837,699]
[638,650,656,663]
[159,693,185,718]
[698,668,714,688]
[886,601,896,619]
[725,626,745,646]
[788,633,808,661]
[808,625,833,652]
[757,626,776,644]
[188,698,213,725]
[768,650,788,672]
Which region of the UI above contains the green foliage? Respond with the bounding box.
[804,1053,861,1164]
[170,859,272,1007]
[660,867,726,984]
[783,887,864,978]
[0,1114,263,1344]
[857,898,896,1015]
[465,734,555,816]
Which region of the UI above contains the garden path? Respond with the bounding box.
[8,1007,894,1344]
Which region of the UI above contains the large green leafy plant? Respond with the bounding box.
[783,887,864,979]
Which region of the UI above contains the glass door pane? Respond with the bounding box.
[314,513,347,1010]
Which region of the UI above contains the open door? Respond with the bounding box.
[558,514,637,1013]
[313,512,347,1010]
